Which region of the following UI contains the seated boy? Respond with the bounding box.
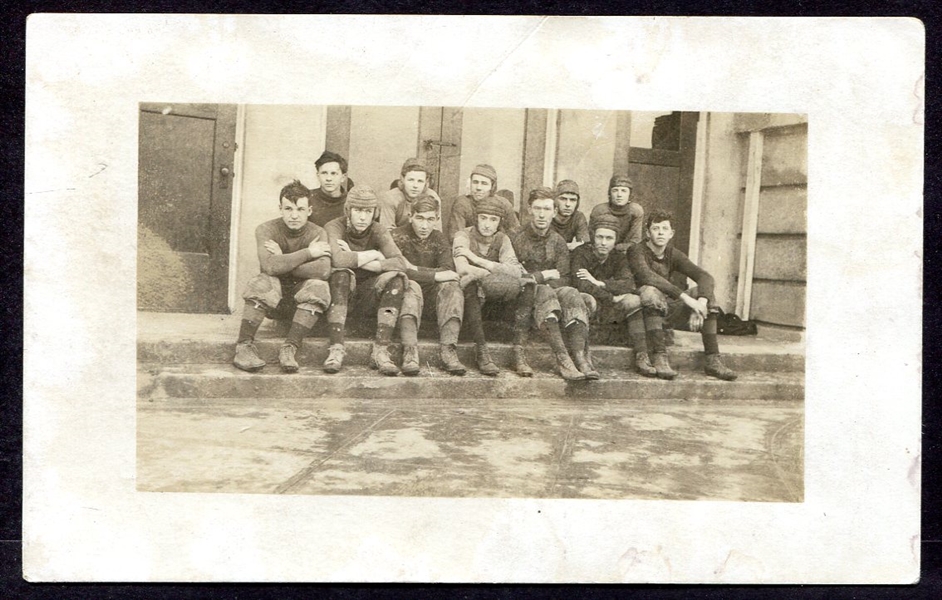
[451,197,531,376]
[512,187,595,380]
[627,210,738,381]
[391,195,468,375]
[322,185,410,376]
[572,213,659,377]
[233,181,332,373]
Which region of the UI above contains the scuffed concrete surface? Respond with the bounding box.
[138,397,803,502]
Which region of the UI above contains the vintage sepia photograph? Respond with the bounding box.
[136,105,806,501]
[25,15,921,583]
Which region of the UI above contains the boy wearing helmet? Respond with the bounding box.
[588,174,645,253]
[550,179,590,250]
[322,185,410,376]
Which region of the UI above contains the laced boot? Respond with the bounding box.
[279,344,299,373]
[513,345,533,377]
[371,343,400,376]
[705,354,738,381]
[233,342,265,372]
[476,344,499,376]
[567,324,599,380]
[633,351,658,378]
[439,344,467,375]
[401,345,420,376]
[652,352,678,380]
[322,344,346,374]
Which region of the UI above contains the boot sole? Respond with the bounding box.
[656,373,678,380]
[234,363,265,373]
[323,364,342,374]
[280,364,299,373]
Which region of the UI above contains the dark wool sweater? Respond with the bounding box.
[551,211,590,244]
[627,242,715,302]
[307,187,348,228]
[511,222,571,288]
[570,243,638,302]
[390,224,455,285]
[588,201,644,250]
[323,217,406,274]
[254,218,331,282]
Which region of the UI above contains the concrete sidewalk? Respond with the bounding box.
[136,311,804,502]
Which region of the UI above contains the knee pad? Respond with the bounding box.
[294,279,331,312]
[242,273,282,310]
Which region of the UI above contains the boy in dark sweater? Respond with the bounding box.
[511,187,593,380]
[307,150,350,227]
[551,179,590,250]
[391,195,467,376]
[323,185,410,376]
[572,213,660,377]
[588,175,645,253]
[627,210,737,381]
[233,181,333,373]
[377,157,443,230]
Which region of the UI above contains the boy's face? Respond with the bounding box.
[317,161,347,197]
[647,219,675,248]
[593,228,617,257]
[402,170,428,200]
[410,209,438,240]
[476,213,501,237]
[610,186,632,207]
[555,193,579,217]
[470,175,494,201]
[280,197,312,230]
[349,207,375,233]
[529,197,556,231]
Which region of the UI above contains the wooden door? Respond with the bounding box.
[138,103,237,313]
[418,107,463,225]
[626,111,699,287]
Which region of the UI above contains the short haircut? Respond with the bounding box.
[315,150,348,174]
[645,209,674,230]
[527,186,555,206]
[279,180,312,206]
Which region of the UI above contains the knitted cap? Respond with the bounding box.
[400,157,430,177]
[471,164,498,183]
[345,185,378,210]
[555,179,580,198]
[609,175,633,190]
[411,195,439,215]
[474,196,505,218]
[590,213,621,234]
[527,186,555,205]
[315,150,348,173]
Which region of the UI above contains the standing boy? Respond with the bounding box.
[323,185,410,376]
[308,150,350,227]
[233,181,332,373]
[446,164,519,239]
[377,157,443,230]
[627,210,738,381]
[391,195,468,376]
[512,187,595,380]
[550,179,590,250]
[588,175,644,253]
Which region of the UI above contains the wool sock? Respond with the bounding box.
[285,308,319,348]
[702,314,720,355]
[462,284,486,345]
[440,318,460,346]
[400,315,419,346]
[237,301,267,344]
[627,311,647,352]
[643,308,666,353]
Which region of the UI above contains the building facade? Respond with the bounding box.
[138,105,806,332]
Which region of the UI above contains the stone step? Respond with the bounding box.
[138,363,804,402]
[138,336,803,373]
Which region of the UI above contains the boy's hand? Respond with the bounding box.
[264,240,282,255]
[307,240,331,259]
